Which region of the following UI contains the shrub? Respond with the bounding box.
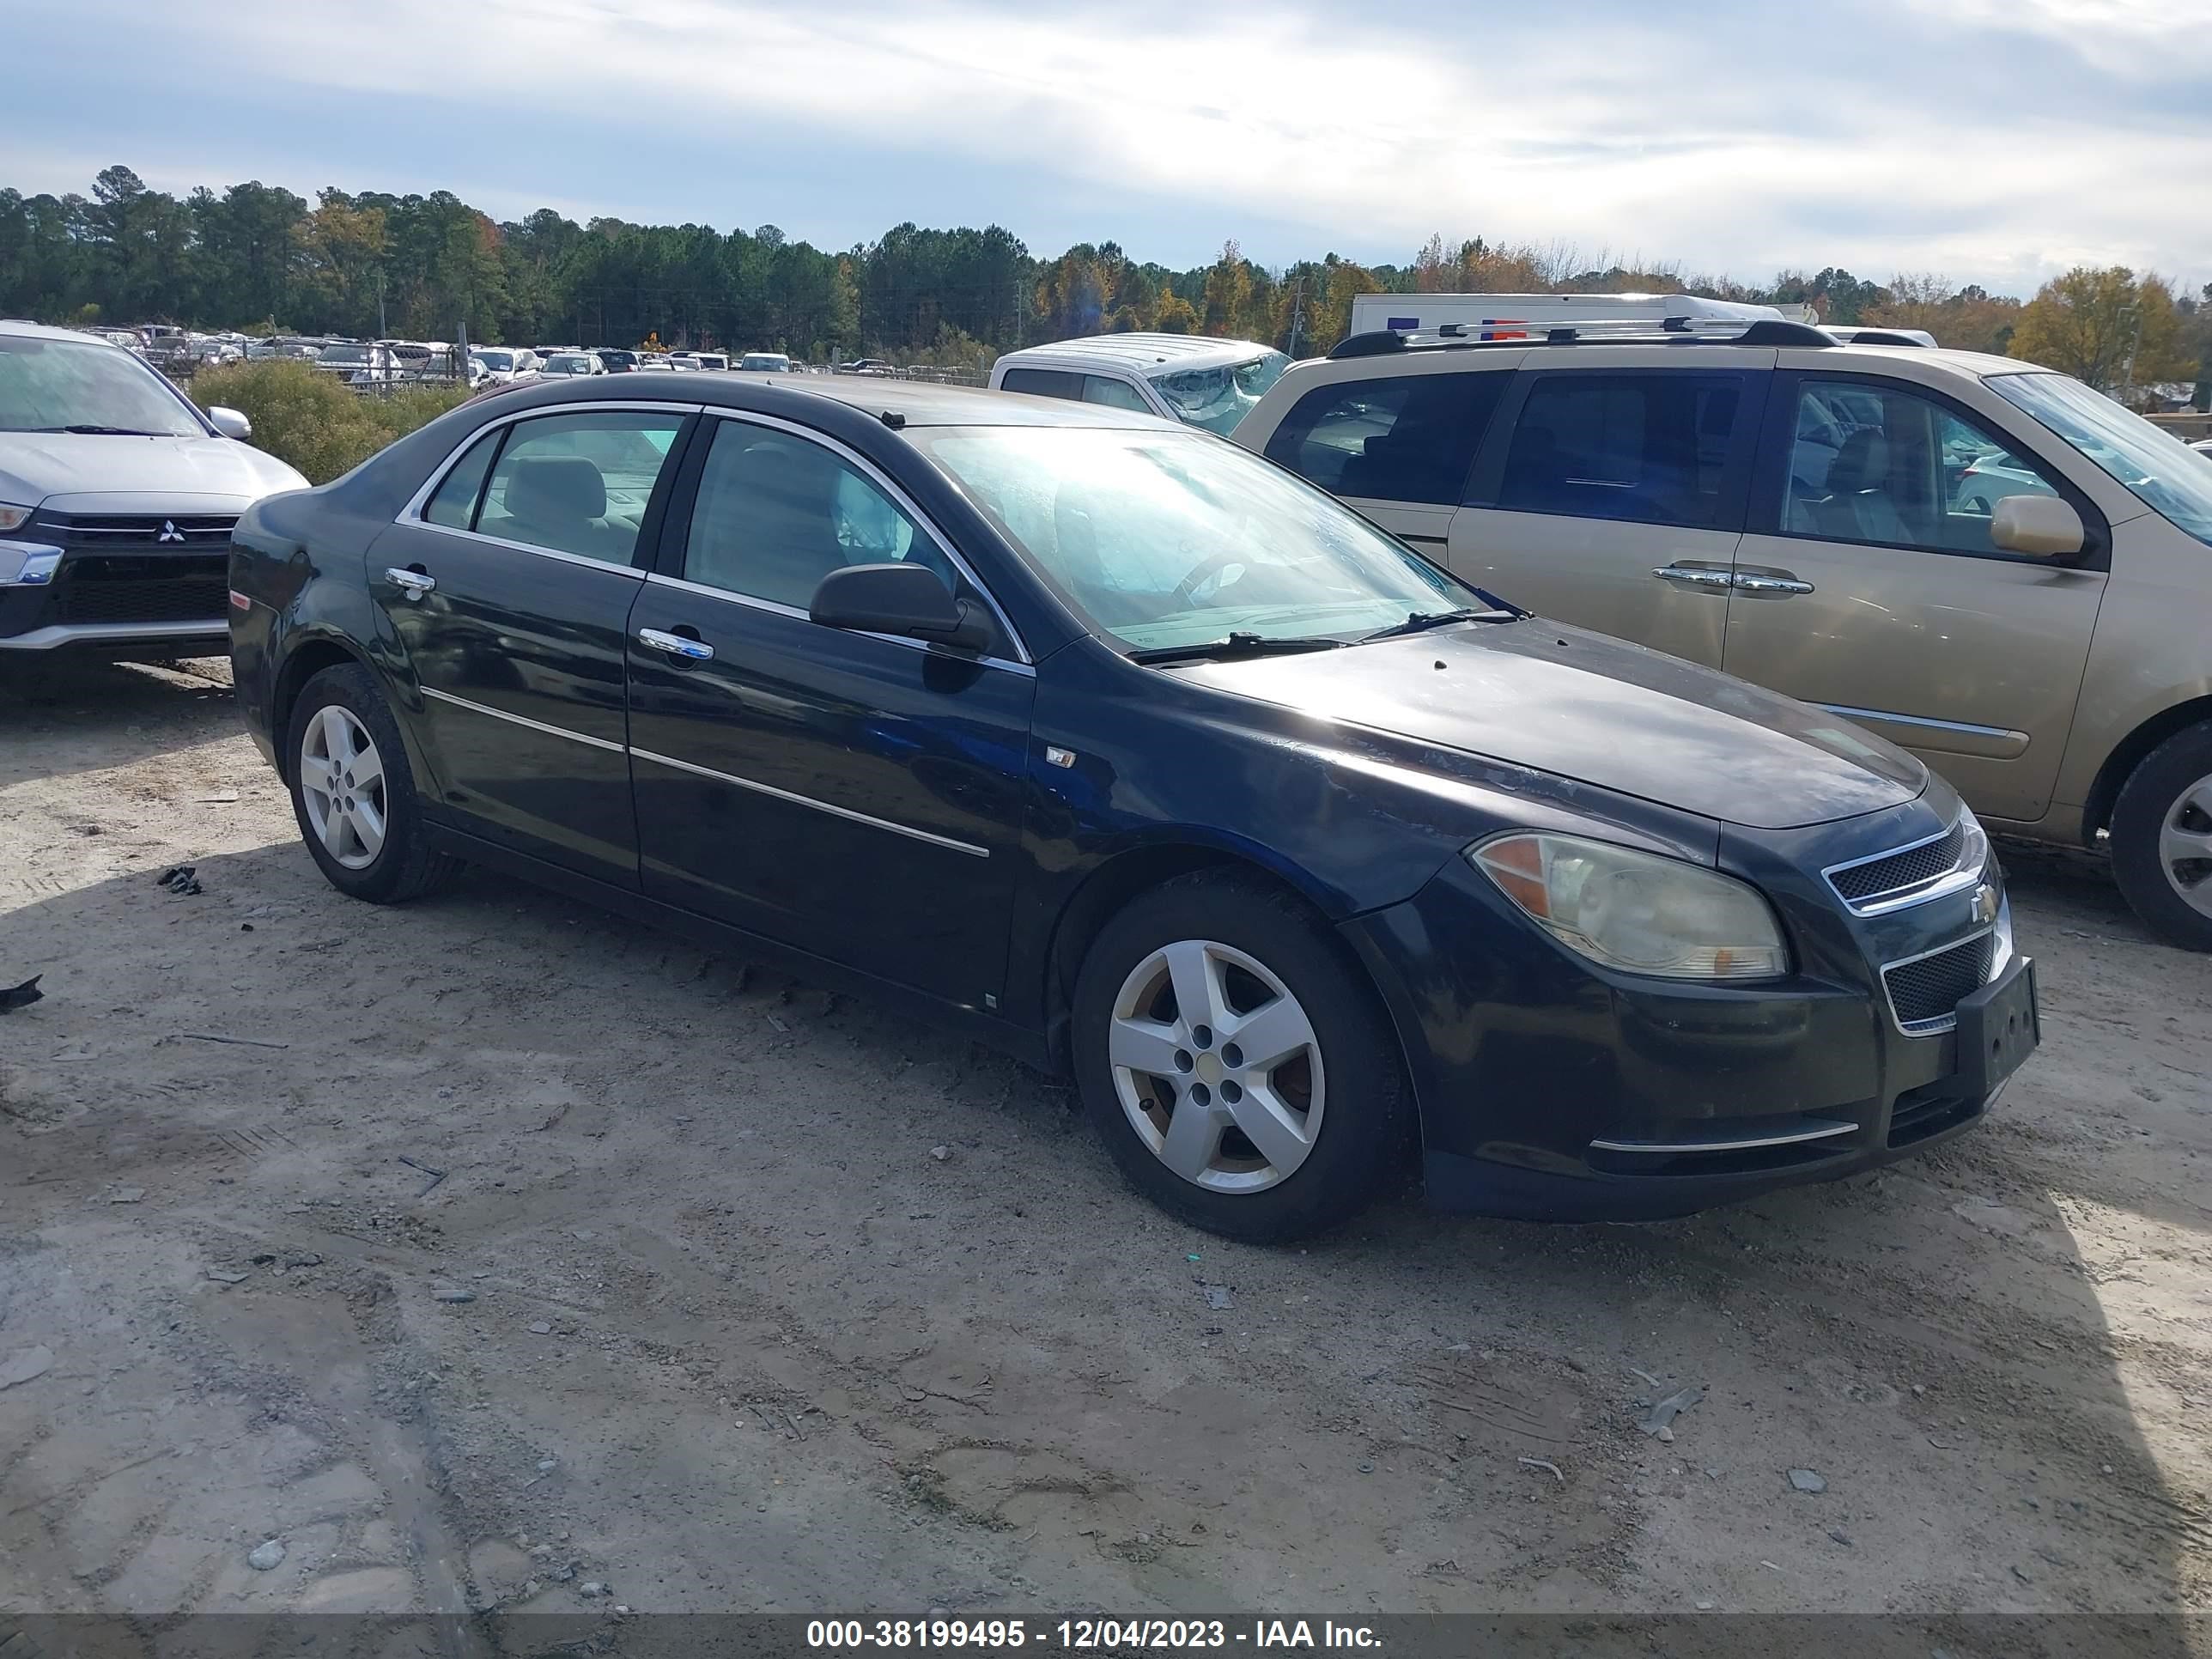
[189,361,469,484]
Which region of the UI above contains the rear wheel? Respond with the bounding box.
[285,665,459,904]
[2110,720,2212,951]
[1071,871,1409,1242]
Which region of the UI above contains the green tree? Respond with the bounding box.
[1200,240,1250,337]
[2010,267,2193,396]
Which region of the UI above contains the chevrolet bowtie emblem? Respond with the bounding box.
[157,520,185,544]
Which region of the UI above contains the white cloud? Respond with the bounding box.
[24,0,2212,290]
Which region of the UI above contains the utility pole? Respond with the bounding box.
[1287,276,1306,359]
[2120,303,2143,408]
[376,273,386,338]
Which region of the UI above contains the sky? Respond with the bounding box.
[6,0,2210,296]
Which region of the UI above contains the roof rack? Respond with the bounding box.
[1328,316,1833,360]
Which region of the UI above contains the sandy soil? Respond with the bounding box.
[3,659,2209,1632]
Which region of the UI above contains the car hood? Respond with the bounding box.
[1166,622,1926,830]
[0,431,308,511]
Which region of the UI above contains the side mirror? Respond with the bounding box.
[1990,495,2084,557]
[811,561,993,653]
[206,406,252,441]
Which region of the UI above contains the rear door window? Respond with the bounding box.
[1262,371,1509,504]
[1497,372,1747,528]
[476,411,685,563]
[1080,374,1151,412]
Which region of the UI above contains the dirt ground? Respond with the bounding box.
[3,658,2210,1630]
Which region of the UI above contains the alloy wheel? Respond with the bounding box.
[2159,769,2212,921]
[1108,939,1326,1194]
[298,705,388,871]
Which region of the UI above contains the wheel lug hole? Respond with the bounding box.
[1173,1049,1194,1073]
[1220,1079,1243,1104]
[1221,1042,1243,1069]
[1191,1024,1213,1050]
[1189,1083,1212,1107]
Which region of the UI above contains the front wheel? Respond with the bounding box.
[2109,720,2212,951]
[285,664,459,904]
[1071,872,1410,1242]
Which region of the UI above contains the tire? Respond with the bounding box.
[1070,870,1410,1242]
[284,664,460,904]
[2109,720,2212,951]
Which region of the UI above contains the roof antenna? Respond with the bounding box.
[879,410,906,429]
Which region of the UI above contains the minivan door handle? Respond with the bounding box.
[1651,563,1735,591]
[637,626,714,661]
[385,566,435,600]
[1734,573,1815,595]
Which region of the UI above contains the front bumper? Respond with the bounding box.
[2,531,231,657]
[1342,811,2028,1222]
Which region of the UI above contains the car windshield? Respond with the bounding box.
[1987,371,2212,546]
[741,355,787,370]
[545,356,589,373]
[478,350,515,371]
[320,346,367,365]
[0,333,204,436]
[911,424,1482,652]
[1146,350,1291,436]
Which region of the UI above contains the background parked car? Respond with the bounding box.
[738,352,793,373]
[311,343,404,383]
[989,334,1291,434]
[1234,318,2212,949]
[594,349,640,373]
[471,349,540,386]
[537,352,605,378]
[1,319,307,665]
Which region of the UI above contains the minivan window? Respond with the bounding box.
[1987,371,2212,546]
[1498,374,1744,529]
[1781,380,2075,554]
[1263,371,1510,504]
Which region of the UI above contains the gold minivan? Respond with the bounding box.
[1237,323,2212,948]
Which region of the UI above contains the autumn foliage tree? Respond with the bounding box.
[2008,267,2196,397]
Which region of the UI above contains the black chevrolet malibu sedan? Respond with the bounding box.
[228,375,2038,1240]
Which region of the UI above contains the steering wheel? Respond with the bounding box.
[1171,550,1249,607]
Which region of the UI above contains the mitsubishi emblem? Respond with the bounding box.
[157,520,185,544]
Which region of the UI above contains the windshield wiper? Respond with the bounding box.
[1126,632,1347,665]
[40,424,169,436]
[1358,589,1531,642]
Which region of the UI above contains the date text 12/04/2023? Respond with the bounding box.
[805,1619,1383,1649]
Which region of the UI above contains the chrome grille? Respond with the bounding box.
[1826,817,1982,914]
[39,513,239,547]
[1882,932,1996,1033]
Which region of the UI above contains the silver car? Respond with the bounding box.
[1,321,307,662]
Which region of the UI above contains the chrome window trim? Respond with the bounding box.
[396,399,706,527]
[420,686,626,754]
[1879,921,1998,1037]
[1821,811,1988,916]
[641,571,1034,678]
[684,410,1033,665]
[630,745,990,859]
[1590,1119,1856,1154]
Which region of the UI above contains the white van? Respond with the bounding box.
[988,334,1291,435]
[1346,291,1808,342]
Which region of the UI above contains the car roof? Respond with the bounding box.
[480,371,1179,430]
[994,333,1278,376]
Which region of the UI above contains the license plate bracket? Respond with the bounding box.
[1954,955,2038,1098]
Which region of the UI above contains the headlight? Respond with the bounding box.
[1471,833,1790,981]
[0,503,32,533]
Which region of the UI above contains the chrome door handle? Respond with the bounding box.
[637,626,714,661]
[1735,574,1815,594]
[1651,565,1735,587]
[385,567,435,599]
